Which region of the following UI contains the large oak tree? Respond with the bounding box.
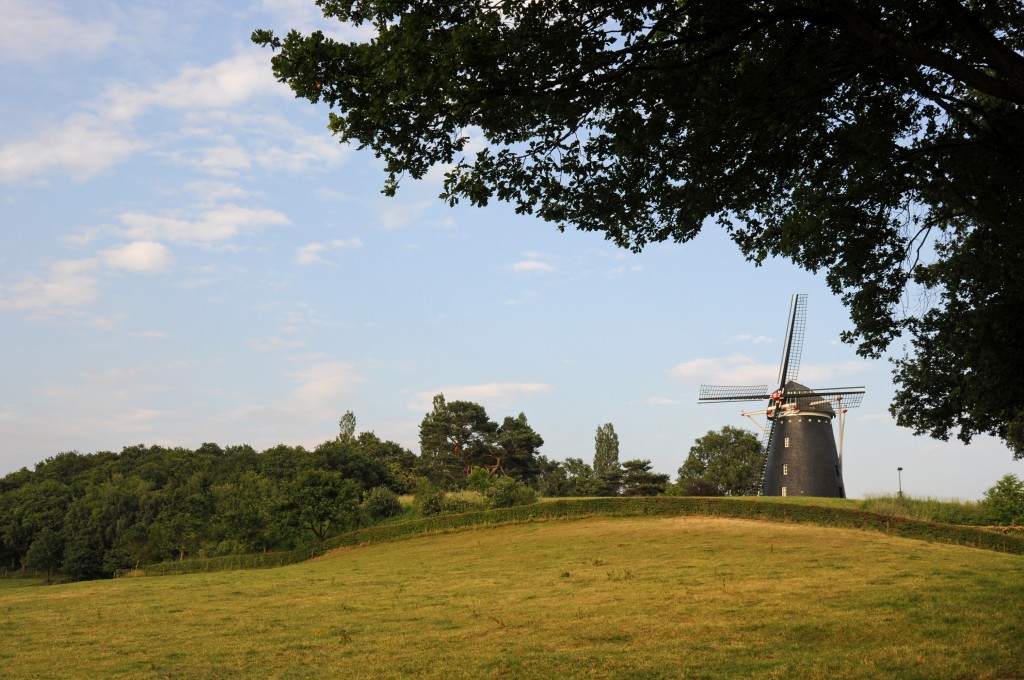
[255,1,1024,457]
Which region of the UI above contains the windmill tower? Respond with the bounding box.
[697,294,865,498]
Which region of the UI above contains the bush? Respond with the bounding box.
[981,474,1024,525]
[413,479,445,517]
[861,494,987,526]
[683,479,725,497]
[485,477,537,508]
[441,490,488,514]
[362,486,403,521]
[465,467,494,493]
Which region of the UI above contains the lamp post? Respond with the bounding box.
[897,467,903,497]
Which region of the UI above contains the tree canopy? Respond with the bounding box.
[417,394,544,487]
[254,1,1024,457]
[593,423,620,477]
[674,426,765,496]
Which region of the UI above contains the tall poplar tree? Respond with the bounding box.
[593,423,620,477]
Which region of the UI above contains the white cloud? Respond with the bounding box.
[0,259,100,311]
[670,354,778,385]
[259,133,350,172]
[290,360,367,407]
[192,141,252,176]
[410,383,553,411]
[294,238,363,265]
[119,204,291,244]
[185,180,249,202]
[103,51,283,122]
[510,260,555,273]
[646,397,678,406]
[726,334,773,344]
[3,0,116,63]
[249,336,306,352]
[670,354,869,387]
[0,114,142,182]
[379,200,435,230]
[100,241,175,273]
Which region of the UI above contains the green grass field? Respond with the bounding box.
[3,515,1023,679]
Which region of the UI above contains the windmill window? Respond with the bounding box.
[784,437,790,448]
[783,464,788,476]
[781,487,787,497]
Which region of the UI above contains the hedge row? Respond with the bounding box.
[134,497,1024,577]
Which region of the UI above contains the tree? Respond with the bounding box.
[676,426,765,496]
[487,413,544,482]
[285,470,361,541]
[418,394,498,486]
[484,476,537,508]
[535,456,570,497]
[562,457,600,497]
[620,459,670,497]
[361,486,403,521]
[593,423,620,477]
[338,410,357,442]
[255,2,1024,458]
[981,474,1024,525]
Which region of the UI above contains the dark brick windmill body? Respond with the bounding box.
[698,295,865,497]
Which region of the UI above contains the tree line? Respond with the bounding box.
[0,396,765,580]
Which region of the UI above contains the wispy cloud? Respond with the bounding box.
[4,0,116,63]
[670,353,868,386]
[410,383,553,411]
[119,204,291,244]
[0,50,314,184]
[726,334,773,344]
[100,241,175,273]
[510,260,555,273]
[0,259,100,312]
[294,238,363,265]
[670,354,779,385]
[0,114,143,182]
[290,360,367,407]
[249,336,306,352]
[102,51,281,122]
[378,200,435,230]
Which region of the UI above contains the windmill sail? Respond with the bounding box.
[698,385,770,402]
[777,294,807,388]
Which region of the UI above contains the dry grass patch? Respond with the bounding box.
[2,517,1022,679]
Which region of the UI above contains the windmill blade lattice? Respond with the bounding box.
[698,385,770,402]
[785,388,865,412]
[777,294,807,388]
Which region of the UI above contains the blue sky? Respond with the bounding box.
[2,0,1020,499]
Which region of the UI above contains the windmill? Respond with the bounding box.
[697,294,865,498]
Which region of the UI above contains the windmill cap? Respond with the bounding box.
[783,380,837,416]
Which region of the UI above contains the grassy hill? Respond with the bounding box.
[2,507,1023,678]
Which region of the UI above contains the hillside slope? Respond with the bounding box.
[3,516,1023,678]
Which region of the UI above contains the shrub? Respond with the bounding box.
[485,476,537,508]
[465,467,494,493]
[362,486,403,521]
[981,474,1024,525]
[441,490,489,514]
[413,479,445,517]
[861,494,988,526]
[683,479,725,497]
